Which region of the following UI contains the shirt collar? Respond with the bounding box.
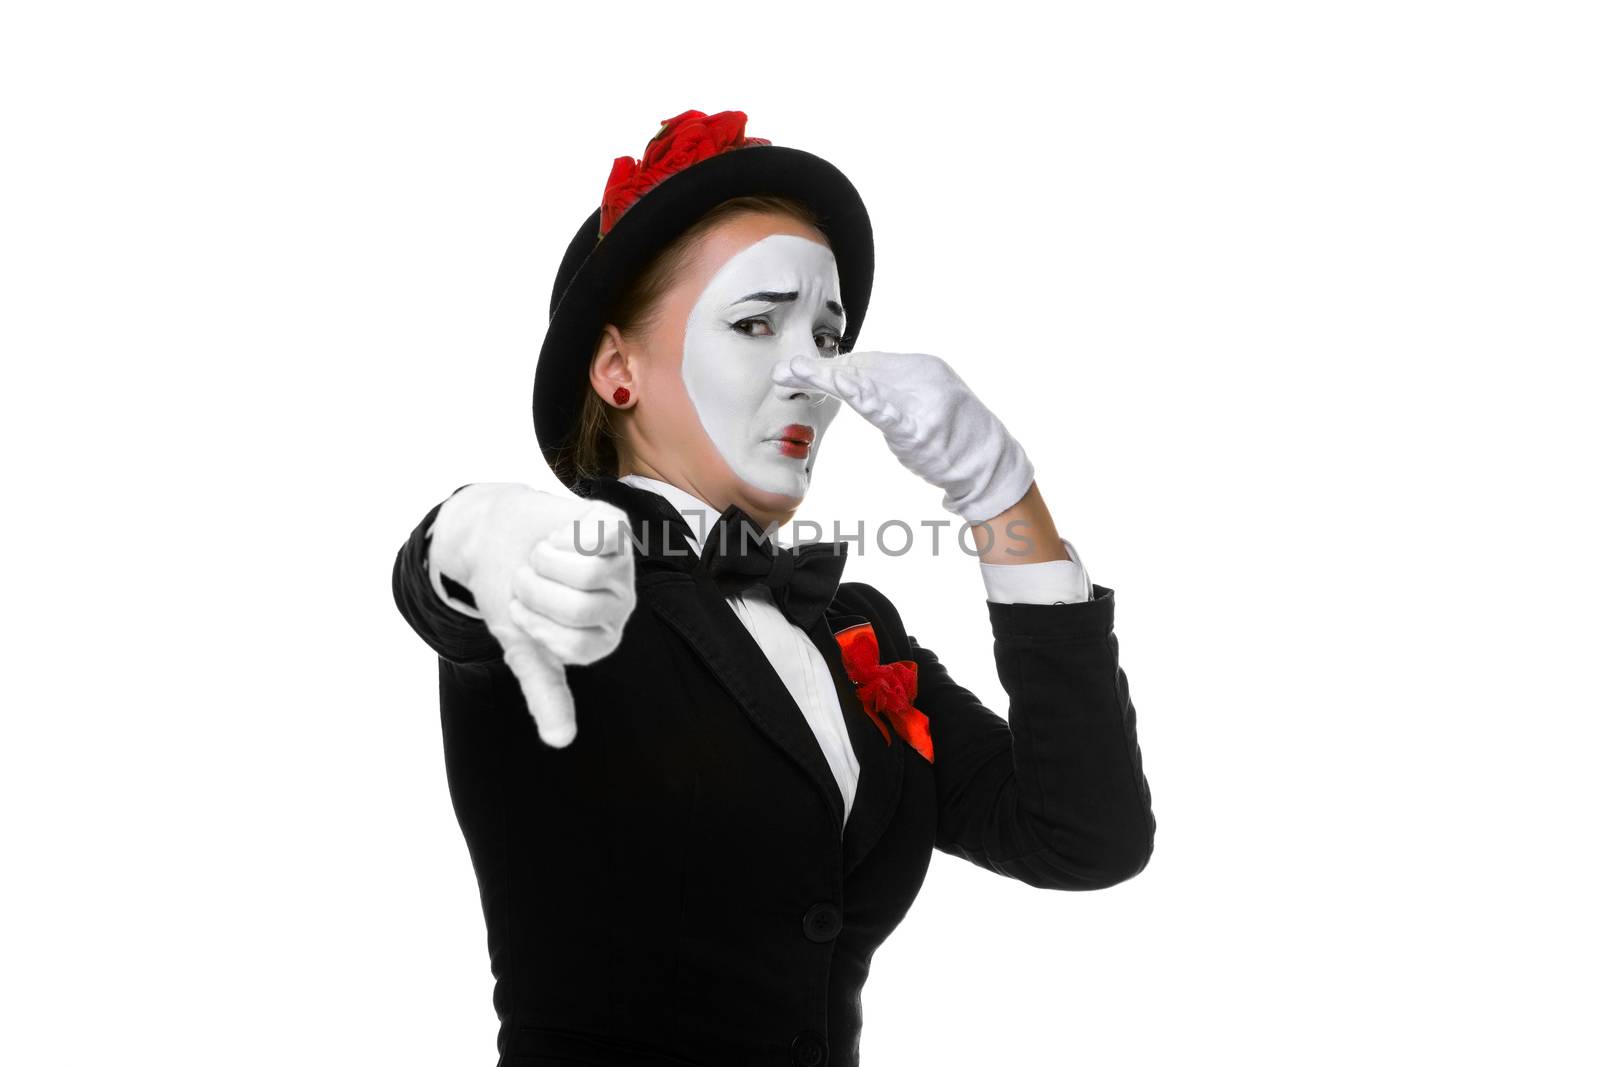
[616,474,719,551]
[615,473,797,552]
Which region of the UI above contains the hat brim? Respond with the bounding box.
[532,144,874,481]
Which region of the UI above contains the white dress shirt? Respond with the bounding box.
[616,474,1093,826]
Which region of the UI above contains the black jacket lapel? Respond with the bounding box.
[574,476,850,834]
[816,608,906,876]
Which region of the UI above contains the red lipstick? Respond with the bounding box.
[773,423,815,458]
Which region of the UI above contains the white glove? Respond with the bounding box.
[431,484,636,748]
[772,350,1035,523]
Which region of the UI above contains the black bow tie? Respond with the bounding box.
[693,505,848,630]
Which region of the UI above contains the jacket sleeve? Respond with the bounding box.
[390,485,506,666]
[862,582,1155,890]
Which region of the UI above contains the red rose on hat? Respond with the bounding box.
[599,109,772,237]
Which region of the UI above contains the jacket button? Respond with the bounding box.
[791,1029,828,1066]
[802,902,842,942]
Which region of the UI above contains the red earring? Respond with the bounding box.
[612,386,631,406]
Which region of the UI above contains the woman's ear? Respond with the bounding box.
[589,324,637,408]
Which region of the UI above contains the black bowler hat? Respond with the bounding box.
[533,109,875,485]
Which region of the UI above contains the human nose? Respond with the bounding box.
[779,382,829,407]
[774,351,830,406]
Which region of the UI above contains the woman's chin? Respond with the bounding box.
[733,459,811,509]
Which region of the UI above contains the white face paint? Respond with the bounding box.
[681,233,847,499]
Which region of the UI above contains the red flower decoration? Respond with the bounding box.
[598,109,772,238]
[835,622,934,763]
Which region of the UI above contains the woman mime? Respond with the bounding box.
[392,108,1155,1067]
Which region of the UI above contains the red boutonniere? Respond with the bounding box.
[834,622,934,763]
[599,108,772,238]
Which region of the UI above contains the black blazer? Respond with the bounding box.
[391,475,1155,1067]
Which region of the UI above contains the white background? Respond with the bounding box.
[4,2,1597,1063]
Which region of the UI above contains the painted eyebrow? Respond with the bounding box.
[732,291,845,320]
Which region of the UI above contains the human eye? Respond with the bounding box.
[730,316,775,338]
[815,329,842,357]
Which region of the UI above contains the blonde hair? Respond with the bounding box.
[550,194,826,486]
